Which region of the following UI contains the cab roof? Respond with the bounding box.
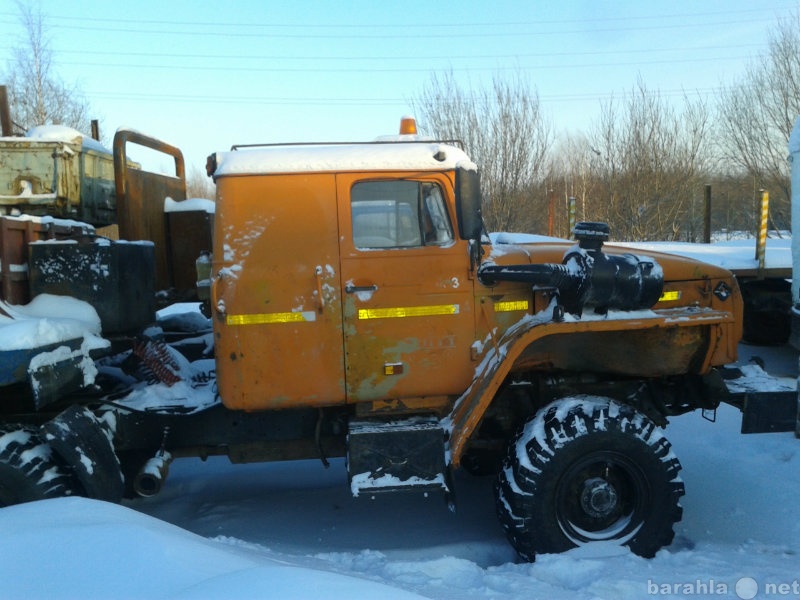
[213,141,475,177]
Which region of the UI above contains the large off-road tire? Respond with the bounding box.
[495,397,684,561]
[0,424,78,507]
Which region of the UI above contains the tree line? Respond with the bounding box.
[4,4,799,238]
[413,14,800,241]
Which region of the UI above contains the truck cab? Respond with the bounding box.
[208,140,481,412]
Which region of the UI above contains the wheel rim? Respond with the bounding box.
[555,450,650,545]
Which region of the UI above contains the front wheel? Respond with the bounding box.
[495,397,684,561]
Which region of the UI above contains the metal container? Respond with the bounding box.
[29,239,155,334]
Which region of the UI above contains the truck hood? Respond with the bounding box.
[484,240,736,282]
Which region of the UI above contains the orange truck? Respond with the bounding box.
[0,118,764,561]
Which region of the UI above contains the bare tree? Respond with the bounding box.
[589,79,711,241]
[413,71,553,232]
[186,165,216,200]
[716,11,800,228]
[3,2,92,134]
[546,132,601,228]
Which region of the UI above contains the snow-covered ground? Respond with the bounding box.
[1,343,798,600]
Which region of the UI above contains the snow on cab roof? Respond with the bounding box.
[213,142,476,177]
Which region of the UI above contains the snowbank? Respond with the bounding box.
[0,294,104,351]
[0,497,426,600]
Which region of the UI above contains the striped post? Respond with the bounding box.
[755,189,769,276]
[568,196,576,237]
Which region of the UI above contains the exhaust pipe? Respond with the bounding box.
[133,451,173,497]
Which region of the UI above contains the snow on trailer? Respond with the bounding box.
[0,295,107,393]
[613,236,793,345]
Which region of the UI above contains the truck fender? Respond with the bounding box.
[444,307,556,467]
[444,303,735,467]
[41,405,124,503]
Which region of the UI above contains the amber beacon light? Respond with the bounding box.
[399,116,418,135]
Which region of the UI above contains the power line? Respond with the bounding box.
[85,86,725,107]
[40,16,783,39]
[0,4,793,31]
[57,54,754,75]
[0,43,767,63]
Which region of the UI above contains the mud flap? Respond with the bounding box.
[41,405,124,502]
[28,349,88,410]
[347,416,448,497]
[27,341,110,410]
[740,391,798,434]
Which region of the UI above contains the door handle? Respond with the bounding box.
[211,271,226,316]
[314,266,325,312]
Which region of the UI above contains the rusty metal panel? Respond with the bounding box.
[78,147,117,226]
[0,215,93,304]
[515,326,710,377]
[29,239,155,334]
[166,210,213,293]
[113,129,186,291]
[212,172,346,411]
[0,338,83,387]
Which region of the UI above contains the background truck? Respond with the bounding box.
[0,117,765,561]
[0,124,118,227]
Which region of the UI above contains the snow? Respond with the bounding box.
[491,231,793,274]
[350,471,447,497]
[24,124,113,155]
[214,142,473,176]
[0,213,96,234]
[0,294,104,351]
[609,238,792,273]
[164,197,216,214]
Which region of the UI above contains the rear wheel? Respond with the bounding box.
[0,424,78,507]
[495,397,684,561]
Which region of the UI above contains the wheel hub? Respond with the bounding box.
[580,477,619,518]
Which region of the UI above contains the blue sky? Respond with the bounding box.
[1,0,798,172]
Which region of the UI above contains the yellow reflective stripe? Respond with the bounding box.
[358,304,459,320]
[494,300,529,313]
[658,290,681,302]
[227,311,317,325]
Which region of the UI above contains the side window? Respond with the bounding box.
[351,180,453,249]
[421,184,454,245]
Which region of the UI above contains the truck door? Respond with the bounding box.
[337,174,476,404]
[212,173,346,410]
